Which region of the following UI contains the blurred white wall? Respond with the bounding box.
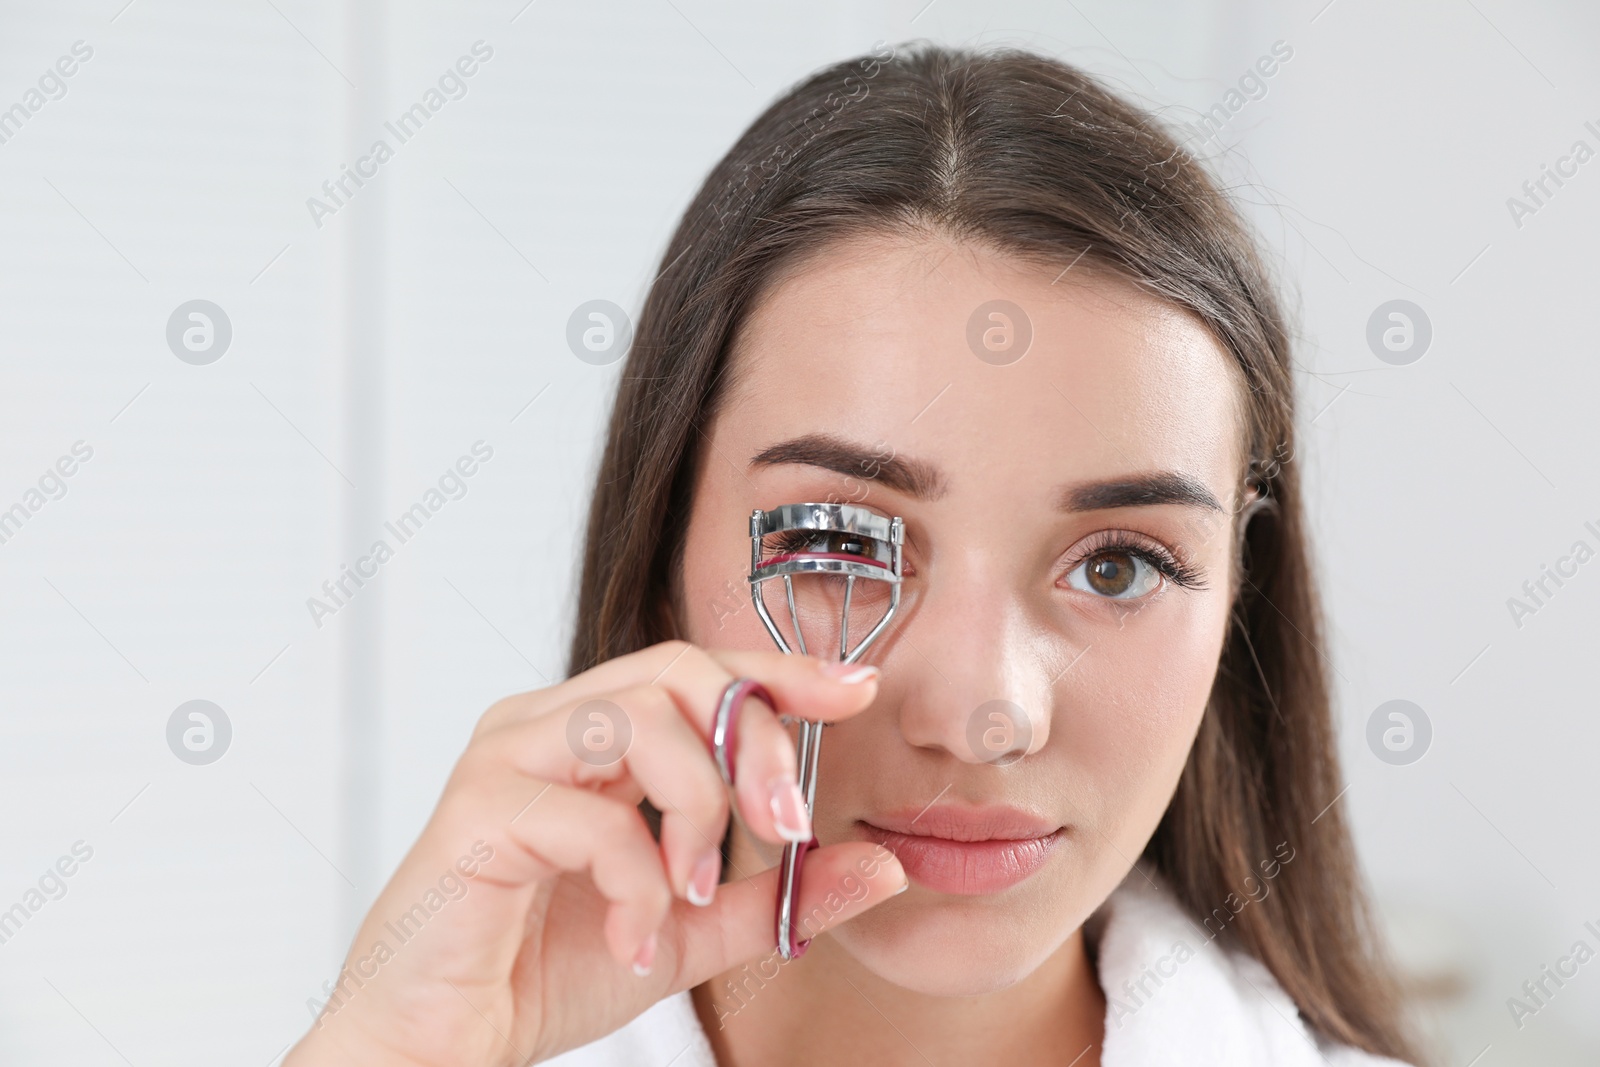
[0,1,1595,1064]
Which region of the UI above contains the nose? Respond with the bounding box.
[889,551,1057,764]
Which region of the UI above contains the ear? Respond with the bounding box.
[1230,477,1276,600]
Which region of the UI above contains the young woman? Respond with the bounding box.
[285,42,1424,1067]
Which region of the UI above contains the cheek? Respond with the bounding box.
[678,504,781,654]
[1063,592,1230,823]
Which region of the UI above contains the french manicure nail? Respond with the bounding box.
[820,662,879,684]
[687,850,720,907]
[768,776,812,842]
[893,879,911,896]
[631,933,657,977]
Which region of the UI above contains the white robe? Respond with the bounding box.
[546,871,1414,1066]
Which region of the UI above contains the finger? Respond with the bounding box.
[493,644,879,847]
[499,640,882,735]
[719,683,812,848]
[493,673,808,900]
[546,678,807,851]
[598,646,878,848]
[490,688,734,906]
[492,779,672,970]
[667,841,909,990]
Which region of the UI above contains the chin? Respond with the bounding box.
[829,893,1076,997]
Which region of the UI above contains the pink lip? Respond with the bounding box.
[856,805,1064,895]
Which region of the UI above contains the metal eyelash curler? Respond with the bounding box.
[746,502,904,959]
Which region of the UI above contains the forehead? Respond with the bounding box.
[718,231,1246,498]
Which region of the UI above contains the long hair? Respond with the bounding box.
[565,40,1421,1063]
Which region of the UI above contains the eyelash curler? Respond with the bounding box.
[746,502,904,959]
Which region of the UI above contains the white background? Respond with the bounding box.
[0,0,1596,1064]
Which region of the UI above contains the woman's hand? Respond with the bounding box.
[282,640,908,1066]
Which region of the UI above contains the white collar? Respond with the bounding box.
[548,871,1411,1066]
[1087,871,1409,1066]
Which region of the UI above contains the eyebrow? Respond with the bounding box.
[1057,471,1223,513]
[747,433,1223,513]
[748,433,949,500]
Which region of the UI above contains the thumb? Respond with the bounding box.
[665,841,908,991]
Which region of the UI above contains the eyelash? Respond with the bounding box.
[1059,530,1207,594]
[764,528,890,563]
[764,524,1204,593]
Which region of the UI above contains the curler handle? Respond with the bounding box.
[748,506,903,960]
[776,832,818,959]
[775,715,825,959]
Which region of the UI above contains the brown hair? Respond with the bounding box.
[566,40,1422,1064]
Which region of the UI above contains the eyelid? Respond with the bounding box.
[1059,528,1205,591]
[1061,528,1169,565]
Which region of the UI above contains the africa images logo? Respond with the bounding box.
[306,441,494,628]
[305,41,494,228]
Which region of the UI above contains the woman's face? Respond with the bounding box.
[676,230,1248,996]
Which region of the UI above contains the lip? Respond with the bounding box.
[856,805,1064,895]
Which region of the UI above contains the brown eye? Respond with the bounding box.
[1067,549,1161,600]
[1087,552,1133,595]
[829,532,867,556]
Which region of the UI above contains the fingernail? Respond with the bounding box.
[687,850,720,907]
[820,662,879,684]
[768,776,812,842]
[893,878,911,896]
[631,933,657,977]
